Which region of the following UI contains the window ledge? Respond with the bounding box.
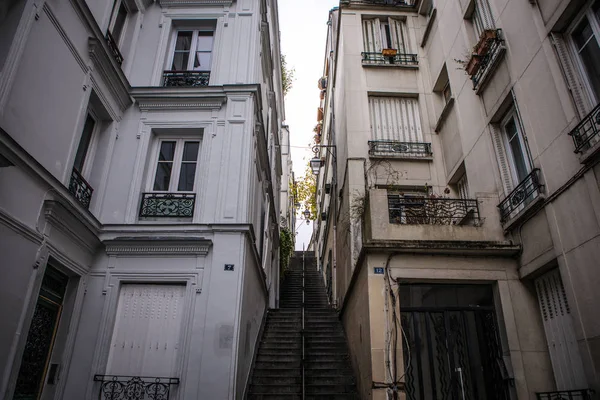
[420,8,437,48]
[158,0,233,6]
[434,97,455,133]
[362,62,419,69]
[577,136,600,165]
[130,86,227,111]
[501,195,545,232]
[369,154,433,161]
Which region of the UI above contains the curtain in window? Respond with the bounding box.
[369,97,423,142]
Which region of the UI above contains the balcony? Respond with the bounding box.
[105,31,124,65]
[139,193,196,218]
[368,140,432,158]
[362,51,418,67]
[69,168,93,209]
[497,169,543,223]
[94,375,179,400]
[342,0,416,6]
[536,389,595,400]
[569,102,600,155]
[465,29,506,93]
[388,195,480,226]
[162,71,210,87]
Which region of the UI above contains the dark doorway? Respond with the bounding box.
[400,284,510,400]
[13,266,68,400]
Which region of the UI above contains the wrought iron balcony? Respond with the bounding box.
[94,375,179,400]
[69,168,93,209]
[470,29,505,91]
[388,195,480,225]
[497,169,543,223]
[569,102,600,153]
[536,389,595,400]
[362,52,418,66]
[342,0,416,6]
[139,192,196,218]
[368,140,432,158]
[105,31,124,65]
[162,71,210,87]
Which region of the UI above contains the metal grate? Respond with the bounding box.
[362,52,418,66]
[536,389,595,400]
[343,0,416,6]
[471,29,504,90]
[368,140,432,157]
[69,168,93,209]
[162,71,210,87]
[497,169,543,223]
[94,375,179,400]
[388,195,480,225]
[569,102,600,153]
[139,193,196,218]
[105,32,124,65]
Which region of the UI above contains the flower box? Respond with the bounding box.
[474,29,497,56]
[382,48,398,57]
[465,54,481,76]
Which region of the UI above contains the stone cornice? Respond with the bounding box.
[88,38,133,111]
[158,0,233,5]
[104,236,213,256]
[44,200,102,254]
[363,239,521,256]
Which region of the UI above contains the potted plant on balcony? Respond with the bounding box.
[465,54,481,76]
[382,48,398,57]
[474,29,497,57]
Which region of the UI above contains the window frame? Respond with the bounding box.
[567,0,600,106]
[500,108,532,186]
[166,27,215,72]
[73,110,101,180]
[470,0,495,42]
[147,137,202,194]
[108,0,130,48]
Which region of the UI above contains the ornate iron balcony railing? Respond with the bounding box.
[139,192,196,218]
[162,71,210,87]
[569,102,600,153]
[471,29,504,90]
[342,0,416,6]
[368,140,432,158]
[105,31,124,65]
[69,168,93,209]
[388,196,480,225]
[536,389,595,400]
[94,375,179,400]
[362,52,418,66]
[497,169,543,223]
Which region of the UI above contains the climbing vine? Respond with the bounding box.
[279,227,293,278]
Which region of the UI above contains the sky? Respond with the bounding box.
[278,0,339,250]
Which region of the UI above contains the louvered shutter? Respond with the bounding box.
[535,270,587,390]
[473,0,495,38]
[388,18,411,54]
[363,19,382,53]
[369,97,423,142]
[490,125,514,196]
[107,284,186,377]
[551,32,592,118]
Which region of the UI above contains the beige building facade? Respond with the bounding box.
[313,0,600,399]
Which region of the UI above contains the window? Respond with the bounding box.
[457,174,470,199]
[69,112,98,209]
[369,97,423,142]
[109,1,128,44]
[170,29,214,72]
[442,81,452,105]
[152,140,200,192]
[363,17,410,53]
[73,114,96,174]
[472,0,495,41]
[570,1,600,104]
[501,109,531,185]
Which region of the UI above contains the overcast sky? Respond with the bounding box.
[278,0,338,250]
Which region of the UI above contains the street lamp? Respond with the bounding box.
[310,157,324,175]
[302,208,311,224]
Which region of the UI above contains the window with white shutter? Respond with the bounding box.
[362,17,416,65]
[369,97,423,142]
[457,174,470,199]
[472,0,495,40]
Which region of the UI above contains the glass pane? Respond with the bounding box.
[182,142,199,161]
[177,163,197,191]
[153,162,172,191]
[158,141,176,161]
[175,31,193,51]
[579,37,600,101]
[196,32,214,51]
[573,18,594,50]
[505,118,529,182]
[74,114,95,172]
[193,52,211,70]
[112,3,128,42]
[171,52,189,71]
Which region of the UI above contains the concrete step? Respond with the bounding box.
[247,394,301,400]
[252,376,301,385]
[305,361,353,369]
[254,360,301,369]
[257,354,301,362]
[305,384,357,394]
[305,393,358,400]
[249,384,301,395]
[252,368,301,378]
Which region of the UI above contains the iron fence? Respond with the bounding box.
[368,140,432,157]
[162,71,210,87]
[94,375,179,400]
[139,192,196,218]
[471,29,504,90]
[388,196,480,225]
[69,168,93,209]
[105,32,124,65]
[569,102,600,153]
[536,389,595,400]
[497,169,543,223]
[343,0,416,6]
[362,52,418,66]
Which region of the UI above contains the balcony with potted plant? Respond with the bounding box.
[461,29,506,94]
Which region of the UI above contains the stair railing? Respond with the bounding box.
[301,250,306,400]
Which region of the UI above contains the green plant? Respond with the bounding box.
[279,227,293,278]
[281,54,295,96]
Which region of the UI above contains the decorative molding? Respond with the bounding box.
[131,87,227,111]
[104,236,213,256]
[0,207,43,244]
[88,38,133,111]
[44,200,101,254]
[44,3,88,73]
[158,0,233,6]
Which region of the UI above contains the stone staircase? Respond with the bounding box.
[247,252,358,399]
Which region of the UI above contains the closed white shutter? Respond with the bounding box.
[551,32,592,118]
[535,270,587,390]
[388,18,411,54]
[369,97,423,142]
[363,19,382,53]
[457,174,470,199]
[473,0,495,39]
[490,124,514,196]
[107,284,186,377]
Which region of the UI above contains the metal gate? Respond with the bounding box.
[401,307,510,400]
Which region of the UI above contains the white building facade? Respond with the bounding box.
[0,0,286,399]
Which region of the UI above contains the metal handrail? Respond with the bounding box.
[536,389,595,400]
[301,251,305,400]
[569,102,600,153]
[361,51,418,66]
[368,140,432,157]
[497,169,543,222]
